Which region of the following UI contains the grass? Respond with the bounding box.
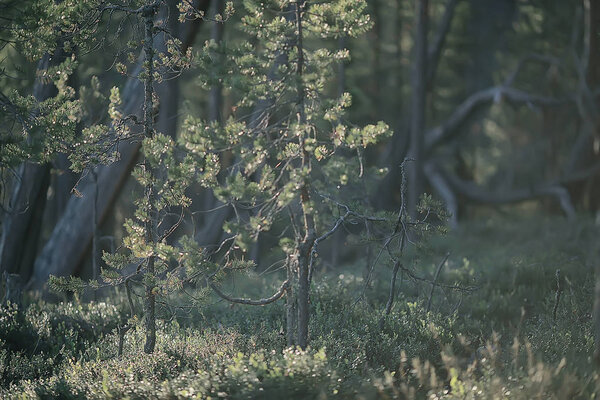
[1,214,599,399]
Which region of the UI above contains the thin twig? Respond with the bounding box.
[426,252,450,312]
[378,260,401,329]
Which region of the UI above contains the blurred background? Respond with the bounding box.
[1,0,599,286]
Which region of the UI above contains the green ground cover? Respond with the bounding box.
[2,215,598,399]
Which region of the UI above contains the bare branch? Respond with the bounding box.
[307,210,351,284]
[425,86,571,151]
[429,162,576,220]
[209,279,289,306]
[426,252,449,312]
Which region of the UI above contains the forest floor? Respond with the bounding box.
[1,214,599,399]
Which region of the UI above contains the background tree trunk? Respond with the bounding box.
[29,0,208,289]
[407,0,428,217]
[209,0,224,123]
[0,47,67,281]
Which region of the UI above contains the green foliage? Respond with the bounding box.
[0,58,81,170]
[2,216,599,399]
[186,0,393,268]
[12,0,103,60]
[0,301,122,387]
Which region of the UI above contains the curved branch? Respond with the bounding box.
[425,86,571,151]
[429,162,576,220]
[209,279,289,306]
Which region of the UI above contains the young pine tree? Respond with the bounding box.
[187,0,391,348]
[48,0,214,354]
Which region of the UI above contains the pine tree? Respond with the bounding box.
[46,0,208,354]
[187,0,392,348]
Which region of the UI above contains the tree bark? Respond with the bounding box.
[374,0,407,210]
[595,249,600,366]
[369,0,383,116]
[587,0,600,367]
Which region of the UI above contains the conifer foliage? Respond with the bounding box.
[187,0,391,348]
[48,0,394,351]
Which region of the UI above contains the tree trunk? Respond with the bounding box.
[209,0,224,123]
[286,255,298,347]
[294,0,315,350]
[2,273,23,308]
[583,0,600,211]
[296,242,310,349]
[142,4,158,354]
[0,48,66,281]
[407,0,428,217]
[374,0,407,210]
[369,0,383,118]
[595,251,600,366]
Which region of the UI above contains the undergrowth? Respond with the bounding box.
[1,215,598,399]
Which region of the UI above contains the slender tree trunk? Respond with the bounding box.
[407,0,428,217]
[142,4,158,354]
[370,0,383,117]
[286,255,297,346]
[294,0,315,350]
[209,0,224,123]
[588,0,600,365]
[584,0,600,211]
[337,36,346,98]
[374,0,407,210]
[91,168,100,301]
